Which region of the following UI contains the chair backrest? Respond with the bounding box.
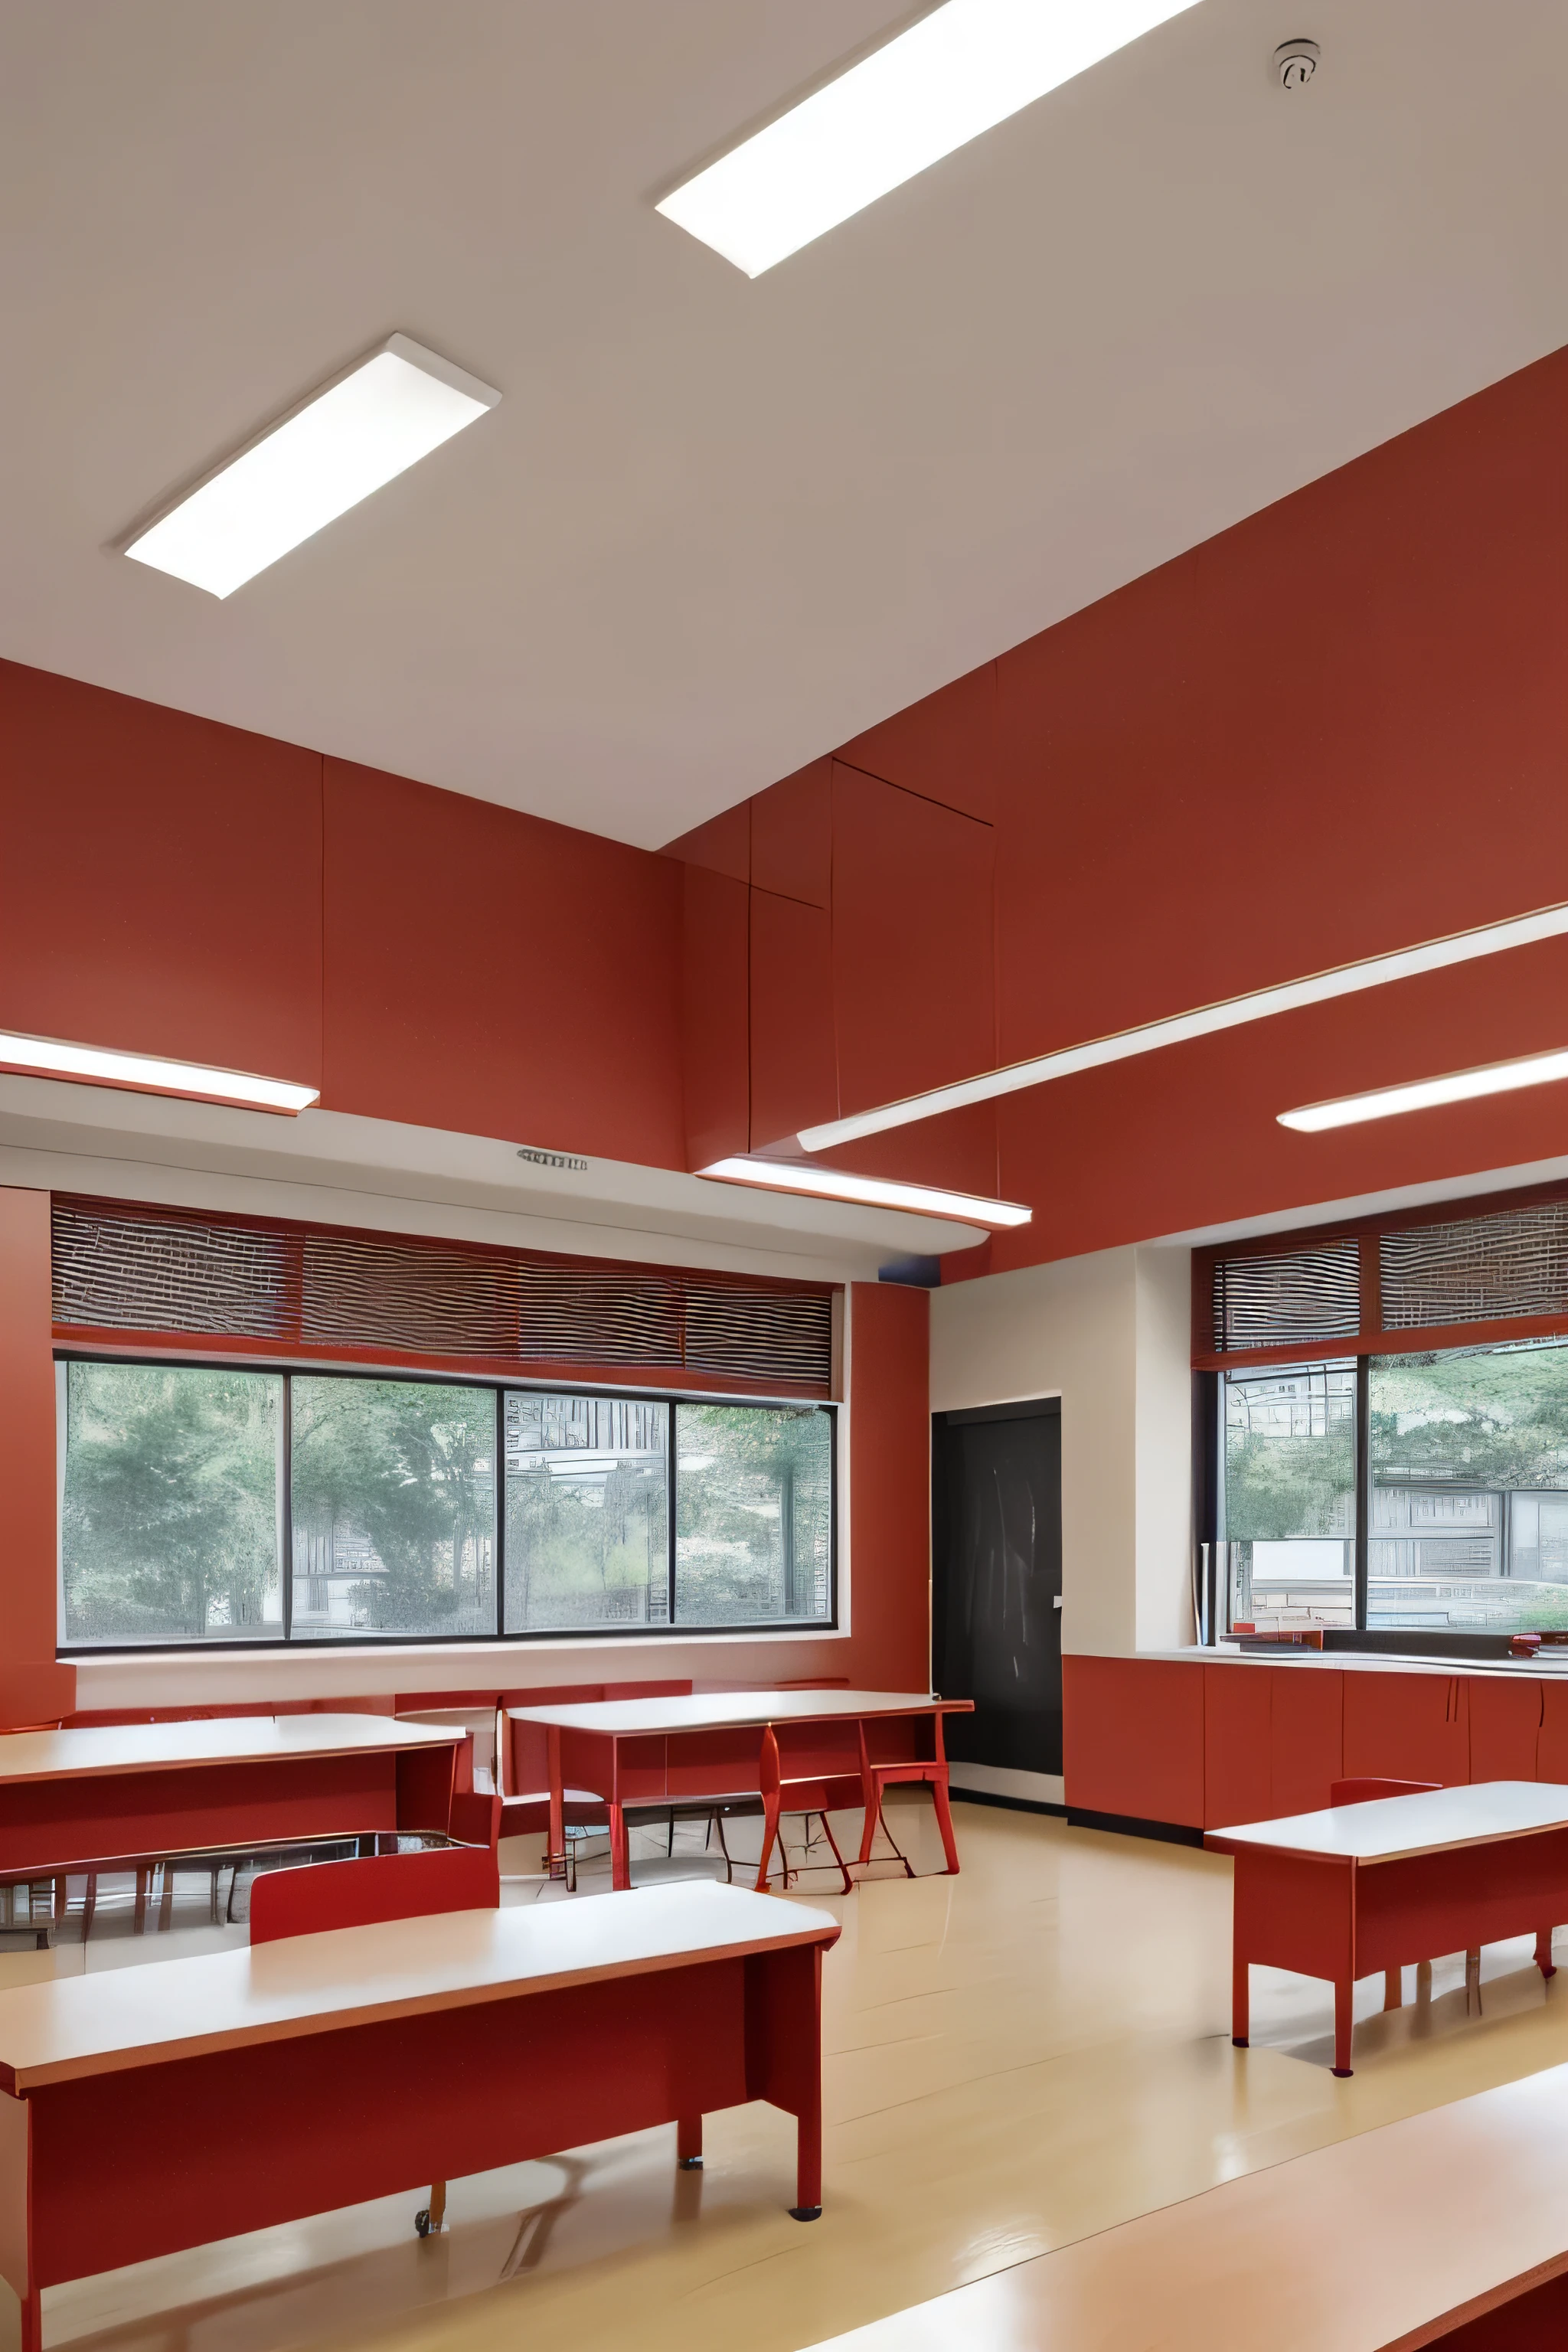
[1330,1777,1441,1808]
[250,1842,500,1944]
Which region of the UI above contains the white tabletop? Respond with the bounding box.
[1207,1779,1568,1864]
[799,2057,1568,2352]
[0,1714,461,1786]
[0,1883,839,2090]
[508,1689,951,1736]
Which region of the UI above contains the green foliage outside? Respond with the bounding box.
[675,1404,831,1625]
[61,1366,834,1646]
[505,1431,667,1631]
[290,1377,495,1635]
[1370,1346,1568,1490]
[62,1363,283,1643]
[1223,1371,1356,1543]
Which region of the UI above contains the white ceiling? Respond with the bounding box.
[2,0,1564,849]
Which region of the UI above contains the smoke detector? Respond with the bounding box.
[1275,38,1319,89]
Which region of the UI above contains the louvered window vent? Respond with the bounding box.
[1380,1204,1568,1331]
[52,1197,834,1394]
[1211,1239,1361,1354]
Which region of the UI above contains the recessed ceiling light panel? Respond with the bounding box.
[124,335,501,598]
[701,1155,1031,1227]
[657,0,1204,276]
[0,1031,319,1114]
[1279,1049,1568,1133]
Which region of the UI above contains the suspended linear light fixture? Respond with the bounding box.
[701,1156,1030,1226]
[795,900,1568,1152]
[1279,1048,1568,1133]
[0,1031,319,1114]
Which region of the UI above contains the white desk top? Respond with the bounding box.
[801,2057,1568,2352]
[1207,1779,1568,1864]
[0,1714,460,1787]
[0,1883,838,2090]
[508,1689,952,1736]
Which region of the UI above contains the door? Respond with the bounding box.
[932,1401,1063,1773]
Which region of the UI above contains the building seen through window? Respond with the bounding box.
[1220,1338,1568,1634]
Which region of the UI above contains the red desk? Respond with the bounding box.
[1207,1780,1568,2076]
[0,1716,464,1880]
[0,1881,839,2350]
[508,1690,971,1890]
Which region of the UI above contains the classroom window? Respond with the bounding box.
[1367,1342,1568,1634]
[59,1361,285,1646]
[57,1358,836,1649]
[503,1393,668,1633]
[675,1403,834,1626]
[289,1375,497,1640]
[1220,1362,1357,1631]
[1217,1337,1568,1635]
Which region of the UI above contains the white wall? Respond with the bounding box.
[929,1241,1193,1661]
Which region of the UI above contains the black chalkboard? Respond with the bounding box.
[932,1400,1062,1774]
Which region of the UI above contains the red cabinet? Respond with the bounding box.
[1269,1667,1344,1817]
[1063,1658,1204,1828]
[1468,1675,1544,1782]
[1203,1664,1271,1828]
[1535,1684,1568,1782]
[1341,1671,1470,1787]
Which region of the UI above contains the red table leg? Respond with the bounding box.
[677,2115,703,2170]
[546,1728,565,1881]
[755,1728,782,1893]
[609,1803,631,1891]
[1232,1946,1250,2048]
[856,1723,878,1868]
[1333,1978,1355,2078]
[1537,1928,1557,1979]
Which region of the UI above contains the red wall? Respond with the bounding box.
[0,1189,76,1722]
[0,662,685,1171]
[842,1281,932,1692]
[665,345,1568,1263]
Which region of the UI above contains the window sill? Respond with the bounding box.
[66,1623,852,1704]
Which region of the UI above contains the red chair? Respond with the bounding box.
[250,1839,501,2234]
[1328,1777,1486,2013]
[857,1714,960,1880]
[755,1723,861,1895]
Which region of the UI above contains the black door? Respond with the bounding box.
[932,1401,1063,1774]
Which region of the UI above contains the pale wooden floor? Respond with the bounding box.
[15,1797,1568,2352]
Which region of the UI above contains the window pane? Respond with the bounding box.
[1369,1341,1568,1632]
[503,1393,668,1632]
[60,1361,283,1646]
[675,1403,832,1626]
[1221,1364,1356,1632]
[290,1377,495,1638]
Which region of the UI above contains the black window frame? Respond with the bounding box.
[1206,1339,1568,1636]
[54,1349,838,1655]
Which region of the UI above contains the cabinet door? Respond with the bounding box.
[1467,1676,1543,1783]
[1342,1671,1468,1786]
[1204,1666,1271,1828]
[1269,1667,1344,1817]
[1535,1684,1568,1782]
[1063,1658,1204,1827]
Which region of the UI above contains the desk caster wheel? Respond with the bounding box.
[414,2208,433,2237]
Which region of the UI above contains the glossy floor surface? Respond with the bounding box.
[9,1798,1568,2352]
